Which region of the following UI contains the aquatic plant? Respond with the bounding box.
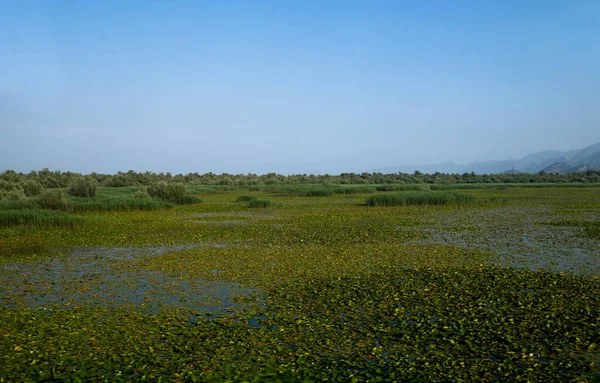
[366,191,476,206]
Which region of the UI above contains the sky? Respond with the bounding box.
[1,0,599,175]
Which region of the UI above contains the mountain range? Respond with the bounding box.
[372,143,600,175]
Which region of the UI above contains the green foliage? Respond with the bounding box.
[132,189,151,199]
[376,184,430,191]
[366,191,476,206]
[248,199,272,208]
[67,176,98,197]
[1,188,27,201]
[259,184,375,197]
[4,168,600,188]
[23,180,43,197]
[304,188,334,197]
[104,174,137,187]
[236,195,257,202]
[0,198,39,210]
[170,194,202,205]
[147,181,187,201]
[69,198,174,213]
[0,209,83,228]
[38,189,70,211]
[332,185,376,194]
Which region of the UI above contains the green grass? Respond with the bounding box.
[376,184,431,191]
[0,209,84,228]
[66,187,201,212]
[256,184,376,197]
[366,191,476,206]
[69,197,174,212]
[0,198,39,210]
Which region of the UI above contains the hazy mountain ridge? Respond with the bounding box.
[373,143,600,174]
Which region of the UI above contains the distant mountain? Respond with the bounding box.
[372,143,600,174]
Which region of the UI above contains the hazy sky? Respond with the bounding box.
[1,1,599,174]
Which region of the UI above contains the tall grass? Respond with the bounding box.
[332,186,376,194]
[375,184,431,192]
[429,184,509,190]
[257,184,375,197]
[0,199,39,210]
[66,187,201,212]
[0,209,84,228]
[366,191,476,206]
[69,198,174,213]
[236,195,257,202]
[170,195,202,205]
[248,199,272,208]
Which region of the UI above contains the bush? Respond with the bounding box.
[2,188,27,201]
[23,180,43,197]
[39,189,70,211]
[147,181,187,201]
[132,190,151,199]
[248,199,272,208]
[68,176,97,197]
[105,174,136,187]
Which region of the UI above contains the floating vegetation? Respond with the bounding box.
[0,185,598,381]
[546,219,600,239]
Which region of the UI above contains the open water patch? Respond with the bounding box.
[409,206,600,276]
[0,245,262,315]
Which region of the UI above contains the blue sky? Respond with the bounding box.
[1,0,599,174]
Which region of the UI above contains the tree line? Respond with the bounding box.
[1,168,599,195]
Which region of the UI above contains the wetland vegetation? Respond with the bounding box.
[0,169,599,381]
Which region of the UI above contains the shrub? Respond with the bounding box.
[3,188,27,201]
[248,199,272,208]
[68,176,97,197]
[147,181,187,201]
[23,180,43,197]
[38,189,70,211]
[105,174,135,187]
[132,190,151,199]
